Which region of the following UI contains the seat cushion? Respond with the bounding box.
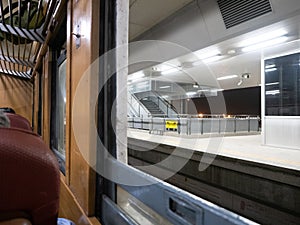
[0,218,32,225]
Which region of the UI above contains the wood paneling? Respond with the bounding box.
[41,50,52,146]
[0,75,33,123]
[66,0,100,216]
[33,73,40,133]
[59,175,102,225]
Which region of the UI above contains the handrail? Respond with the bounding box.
[127,101,139,117]
[128,114,261,135]
[128,92,150,117]
[176,114,261,119]
[131,113,260,119]
[152,91,178,115]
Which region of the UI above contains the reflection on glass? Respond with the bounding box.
[56,59,67,158]
[265,52,300,116]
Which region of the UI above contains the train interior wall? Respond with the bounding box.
[30,0,101,224]
[0,75,33,123]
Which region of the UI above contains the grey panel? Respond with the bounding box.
[190,118,202,134]
[236,119,249,132]
[249,119,259,132]
[133,117,142,129]
[179,118,188,135]
[102,195,139,225]
[152,117,165,131]
[203,118,220,133]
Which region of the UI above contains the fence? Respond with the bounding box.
[128,114,260,135]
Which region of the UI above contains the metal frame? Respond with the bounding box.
[0,0,61,79]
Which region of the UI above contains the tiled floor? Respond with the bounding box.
[128,129,300,171]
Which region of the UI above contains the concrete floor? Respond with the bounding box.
[127,129,300,171]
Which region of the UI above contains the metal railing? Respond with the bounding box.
[128,92,150,118]
[128,114,260,135]
[152,91,178,117]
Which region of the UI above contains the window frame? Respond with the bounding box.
[50,49,67,174]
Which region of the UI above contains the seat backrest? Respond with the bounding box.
[4,113,32,131]
[0,128,60,225]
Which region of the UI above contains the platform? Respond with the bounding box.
[127,128,300,171]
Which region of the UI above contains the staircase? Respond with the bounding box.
[140,99,165,117]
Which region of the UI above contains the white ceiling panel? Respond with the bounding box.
[129,0,194,40]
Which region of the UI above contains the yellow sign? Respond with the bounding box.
[165,120,178,129]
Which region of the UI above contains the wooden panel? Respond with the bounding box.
[59,175,102,225]
[65,0,73,186]
[67,0,100,216]
[0,74,33,123]
[42,50,52,146]
[33,73,40,133]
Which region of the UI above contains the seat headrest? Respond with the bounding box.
[4,113,32,131]
[0,128,60,225]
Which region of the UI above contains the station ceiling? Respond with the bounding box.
[129,0,194,40]
[129,0,300,91]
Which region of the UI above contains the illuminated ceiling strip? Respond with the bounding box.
[265,82,279,86]
[195,49,221,60]
[128,71,145,80]
[217,75,238,80]
[266,90,280,95]
[159,85,171,89]
[161,67,181,75]
[242,36,288,52]
[239,29,288,47]
[265,68,278,72]
[265,64,276,69]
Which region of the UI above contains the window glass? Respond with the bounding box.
[51,56,67,173]
[56,59,67,155]
[265,53,300,116]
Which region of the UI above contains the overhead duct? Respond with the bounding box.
[217,0,273,29]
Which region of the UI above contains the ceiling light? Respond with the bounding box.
[265,68,278,72]
[217,75,238,80]
[227,49,236,55]
[239,29,288,47]
[265,64,276,69]
[242,36,289,52]
[266,82,279,86]
[211,88,224,92]
[237,79,243,86]
[193,83,199,88]
[186,91,197,96]
[192,49,222,65]
[160,85,170,89]
[128,71,145,80]
[241,73,250,79]
[197,89,211,93]
[161,67,181,75]
[202,55,223,64]
[195,49,221,60]
[157,64,173,71]
[266,90,280,95]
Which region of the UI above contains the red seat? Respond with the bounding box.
[0,128,60,225]
[4,113,32,131]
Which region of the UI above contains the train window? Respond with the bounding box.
[265,52,300,116]
[51,51,67,173]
